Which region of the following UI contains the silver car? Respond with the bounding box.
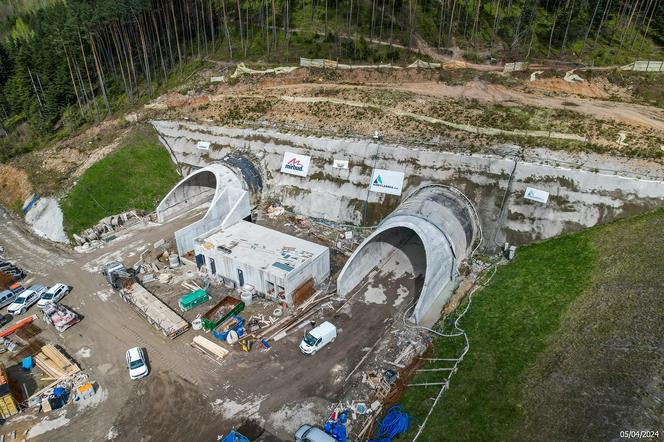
[7,284,47,315]
[294,425,335,442]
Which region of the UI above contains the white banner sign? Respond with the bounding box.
[369,169,405,196]
[197,141,210,150]
[280,152,311,177]
[524,187,549,204]
[333,159,349,169]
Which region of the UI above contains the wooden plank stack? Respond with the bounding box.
[34,345,80,380]
[192,335,229,360]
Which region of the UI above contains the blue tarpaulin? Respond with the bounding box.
[221,431,249,442]
[21,356,33,371]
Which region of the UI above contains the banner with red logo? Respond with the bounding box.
[280,151,311,177]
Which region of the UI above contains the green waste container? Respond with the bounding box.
[178,289,209,311]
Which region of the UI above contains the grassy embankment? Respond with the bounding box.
[60,125,180,237]
[399,209,664,441]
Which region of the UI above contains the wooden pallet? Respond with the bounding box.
[0,393,17,418]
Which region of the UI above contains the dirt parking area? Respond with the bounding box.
[0,206,427,441]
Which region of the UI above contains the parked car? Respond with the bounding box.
[27,284,48,298]
[7,285,46,315]
[8,283,25,296]
[0,288,19,309]
[126,347,149,380]
[299,321,337,355]
[0,283,25,309]
[0,314,13,328]
[37,283,70,308]
[295,425,336,442]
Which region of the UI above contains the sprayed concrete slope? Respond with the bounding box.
[151,120,664,247]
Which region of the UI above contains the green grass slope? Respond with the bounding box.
[399,209,664,441]
[60,124,180,236]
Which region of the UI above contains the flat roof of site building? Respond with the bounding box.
[198,221,328,279]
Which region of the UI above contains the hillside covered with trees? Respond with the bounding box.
[0,0,663,162]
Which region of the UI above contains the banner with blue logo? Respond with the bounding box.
[369,169,405,196]
[280,151,311,177]
[524,186,549,204]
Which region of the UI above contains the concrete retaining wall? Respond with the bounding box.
[152,120,664,248]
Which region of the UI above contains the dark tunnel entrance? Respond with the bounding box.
[342,226,426,313]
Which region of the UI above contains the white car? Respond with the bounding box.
[126,347,149,380]
[8,285,47,315]
[37,283,70,309]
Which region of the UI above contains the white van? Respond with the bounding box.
[300,321,337,355]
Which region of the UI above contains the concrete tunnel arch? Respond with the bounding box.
[156,157,263,255]
[337,185,479,325]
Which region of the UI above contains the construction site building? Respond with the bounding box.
[194,221,330,305]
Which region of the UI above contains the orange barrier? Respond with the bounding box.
[0,315,36,338]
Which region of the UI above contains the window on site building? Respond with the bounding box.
[210,258,216,275]
[267,281,275,294]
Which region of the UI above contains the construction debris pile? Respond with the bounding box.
[73,210,145,250]
[42,304,81,332]
[335,327,431,440]
[263,204,364,257]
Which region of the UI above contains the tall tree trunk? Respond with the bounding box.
[547,9,559,58]
[593,0,612,49]
[272,0,277,45]
[448,0,458,47]
[151,11,168,80]
[78,28,98,113]
[560,0,576,57]
[221,0,233,58]
[170,0,183,68]
[27,67,44,118]
[581,0,602,54]
[471,0,482,46]
[209,0,216,54]
[89,33,111,111]
[63,45,84,113]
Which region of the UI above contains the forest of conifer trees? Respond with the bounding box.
[0,0,662,161]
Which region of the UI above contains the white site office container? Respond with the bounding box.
[194,221,330,305]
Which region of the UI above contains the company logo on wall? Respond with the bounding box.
[524,187,549,204]
[280,152,311,177]
[369,169,405,196]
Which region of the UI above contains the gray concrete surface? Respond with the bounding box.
[151,121,664,249]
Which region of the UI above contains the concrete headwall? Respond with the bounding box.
[175,187,250,254]
[152,120,664,248]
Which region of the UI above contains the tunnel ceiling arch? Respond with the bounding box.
[156,159,262,255]
[337,186,479,325]
[156,163,244,223]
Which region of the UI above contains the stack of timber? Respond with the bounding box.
[0,364,18,418]
[34,345,80,380]
[192,335,230,360]
[119,283,189,339]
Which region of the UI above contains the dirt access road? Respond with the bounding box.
[0,208,419,441]
[258,81,664,132]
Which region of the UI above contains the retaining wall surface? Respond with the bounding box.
[152,120,664,248]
